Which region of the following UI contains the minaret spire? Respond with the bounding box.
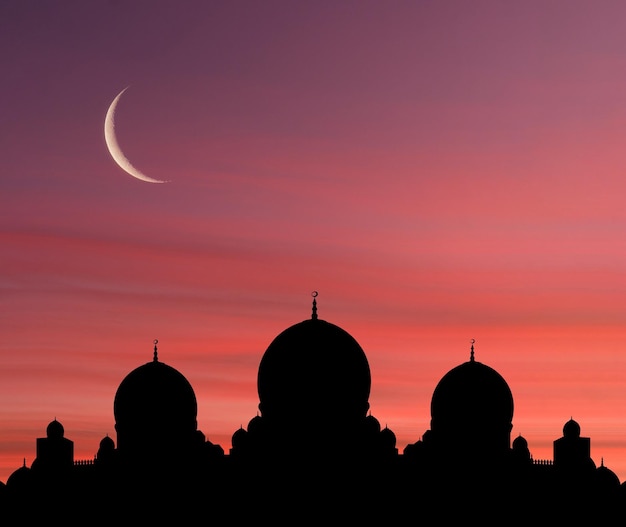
[470,338,475,362]
[153,339,159,362]
[311,291,318,320]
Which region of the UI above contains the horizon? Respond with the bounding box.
[3,0,626,485]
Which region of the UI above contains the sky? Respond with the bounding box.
[3,0,626,484]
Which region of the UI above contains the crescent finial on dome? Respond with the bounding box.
[311,291,318,320]
[153,339,159,362]
[470,338,475,362]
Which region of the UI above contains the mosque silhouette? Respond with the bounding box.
[1,293,624,523]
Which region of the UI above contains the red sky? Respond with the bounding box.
[3,0,626,484]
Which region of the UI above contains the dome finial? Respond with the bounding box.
[311,291,318,320]
[470,338,475,362]
[153,339,159,362]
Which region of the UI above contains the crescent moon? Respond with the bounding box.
[104,87,168,183]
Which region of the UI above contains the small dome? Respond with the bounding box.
[46,419,64,439]
[6,463,31,489]
[512,434,528,450]
[595,462,620,489]
[563,418,581,438]
[99,435,115,451]
[96,434,116,464]
[257,314,371,425]
[231,426,248,449]
[380,425,397,449]
[512,434,531,463]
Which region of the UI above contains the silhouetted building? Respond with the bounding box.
[554,417,593,470]
[34,419,73,472]
[2,293,624,522]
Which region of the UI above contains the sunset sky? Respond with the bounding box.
[3,0,626,484]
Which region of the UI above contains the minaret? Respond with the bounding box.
[311,290,318,320]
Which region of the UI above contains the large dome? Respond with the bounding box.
[113,342,198,454]
[430,345,513,456]
[257,296,371,425]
